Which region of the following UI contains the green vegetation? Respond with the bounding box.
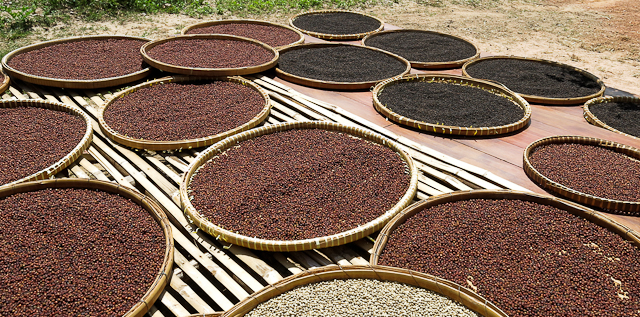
[215,0,378,15]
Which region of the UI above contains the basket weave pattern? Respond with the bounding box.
[288,10,384,40]
[583,96,640,140]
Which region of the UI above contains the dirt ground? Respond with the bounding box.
[24,0,640,95]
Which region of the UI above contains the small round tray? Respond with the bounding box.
[98,76,271,151]
[276,43,411,90]
[221,265,507,317]
[288,10,384,40]
[523,135,640,212]
[0,69,9,94]
[181,19,304,49]
[462,56,605,105]
[584,96,640,140]
[0,99,93,188]
[362,29,480,69]
[1,35,151,89]
[372,74,531,136]
[0,178,174,317]
[180,121,418,252]
[141,34,279,77]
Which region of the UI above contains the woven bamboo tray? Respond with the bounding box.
[0,69,9,94]
[1,35,151,89]
[462,56,606,105]
[362,29,480,69]
[180,121,418,252]
[140,35,279,77]
[0,178,174,317]
[181,19,305,49]
[372,74,531,136]
[220,265,507,317]
[276,43,411,90]
[584,96,640,140]
[0,99,93,188]
[288,10,384,40]
[523,135,640,212]
[98,76,271,151]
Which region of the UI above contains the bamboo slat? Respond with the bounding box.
[583,96,640,139]
[0,70,9,94]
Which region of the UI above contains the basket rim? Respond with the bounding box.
[98,75,272,151]
[221,265,508,317]
[362,29,480,69]
[371,74,531,136]
[288,9,384,40]
[523,135,640,212]
[180,121,419,252]
[0,69,9,94]
[140,34,279,77]
[180,19,305,49]
[583,96,640,140]
[0,35,151,89]
[461,55,606,105]
[276,43,411,90]
[0,99,93,189]
[0,178,174,317]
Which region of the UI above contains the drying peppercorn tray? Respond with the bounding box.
[98,76,271,151]
[1,35,151,89]
[288,10,384,40]
[583,96,640,140]
[523,135,640,212]
[0,69,9,94]
[0,99,93,188]
[372,74,531,136]
[219,265,507,317]
[181,19,305,49]
[180,121,418,252]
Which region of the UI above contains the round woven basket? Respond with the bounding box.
[180,121,418,252]
[0,178,174,317]
[0,69,9,94]
[288,10,384,40]
[220,265,507,317]
[362,29,480,69]
[276,43,411,90]
[141,34,279,77]
[1,35,151,89]
[583,96,640,140]
[0,99,93,188]
[523,135,640,212]
[372,74,531,136]
[98,76,271,151]
[462,56,606,105]
[181,19,305,49]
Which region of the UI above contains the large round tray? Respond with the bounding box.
[0,99,93,188]
[462,56,606,105]
[0,178,174,317]
[1,35,151,89]
[523,135,640,212]
[362,29,480,69]
[141,34,279,77]
[181,19,304,49]
[584,96,640,140]
[98,76,271,151]
[372,74,531,136]
[288,10,384,40]
[221,265,507,317]
[180,121,418,252]
[0,69,9,94]
[276,43,411,90]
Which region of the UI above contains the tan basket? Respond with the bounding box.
[288,10,384,40]
[180,121,419,252]
[181,19,304,50]
[523,135,640,212]
[462,56,606,105]
[0,99,93,188]
[372,74,531,136]
[276,43,411,90]
[0,178,174,317]
[362,29,480,69]
[98,76,271,151]
[1,35,151,89]
[0,69,9,94]
[141,35,279,77]
[220,265,507,317]
[584,96,640,140]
